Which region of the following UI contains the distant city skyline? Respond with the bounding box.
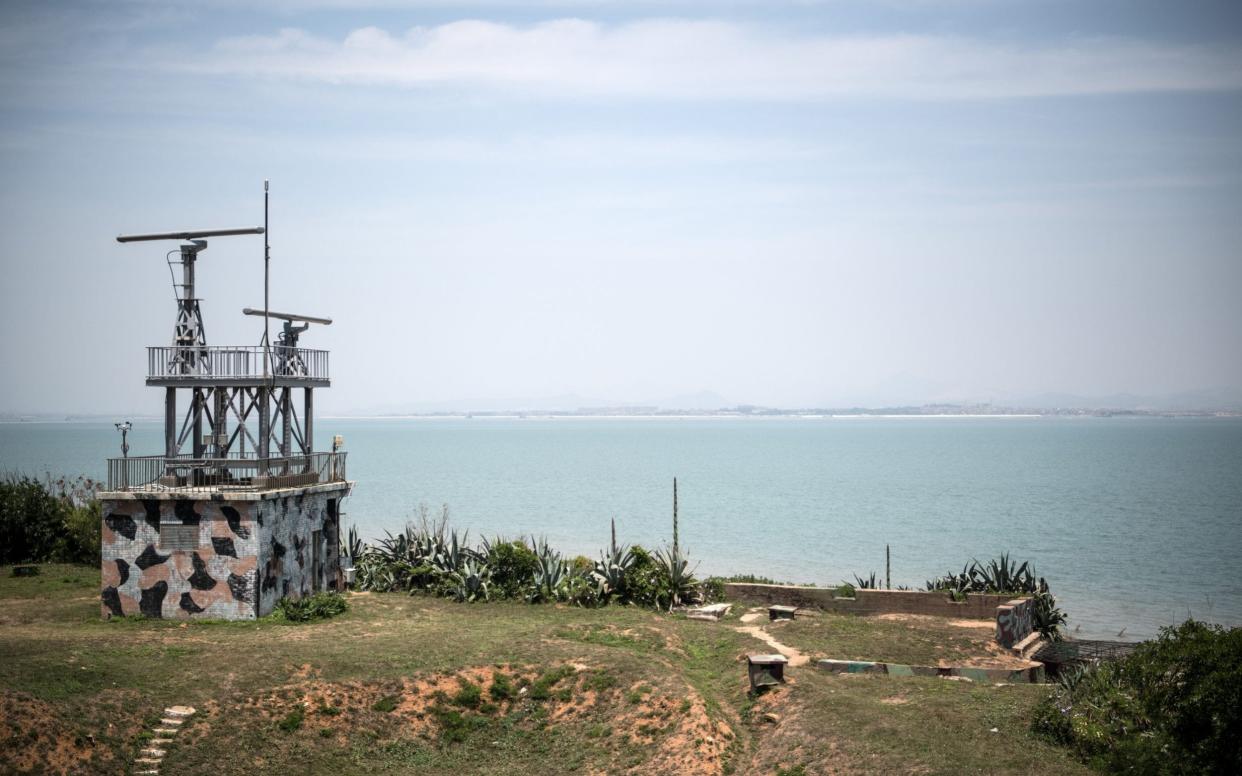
[2,1,1241,415]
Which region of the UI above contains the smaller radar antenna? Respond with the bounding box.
[243,308,332,377]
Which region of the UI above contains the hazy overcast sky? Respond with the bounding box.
[2,0,1241,413]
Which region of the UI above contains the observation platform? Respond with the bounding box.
[146,345,329,388]
[104,451,348,496]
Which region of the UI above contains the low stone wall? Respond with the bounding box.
[723,582,1017,620]
[995,597,1035,648]
[816,658,1045,684]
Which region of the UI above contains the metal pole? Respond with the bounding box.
[263,180,271,377]
[304,388,313,456]
[886,544,891,590]
[164,388,177,458]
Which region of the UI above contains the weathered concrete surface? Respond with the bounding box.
[995,597,1035,648]
[100,483,349,620]
[724,583,1022,620]
[816,658,1045,684]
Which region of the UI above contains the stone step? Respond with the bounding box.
[135,770,159,775]
[1012,631,1044,659]
[140,748,166,758]
[151,737,174,746]
[134,757,162,766]
[164,705,196,718]
[153,728,180,736]
[158,718,183,728]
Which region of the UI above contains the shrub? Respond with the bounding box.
[57,500,101,565]
[1,476,62,564]
[721,573,782,584]
[701,577,727,603]
[1033,620,1242,774]
[485,540,540,599]
[275,592,348,623]
[530,665,576,701]
[623,546,670,609]
[488,672,514,701]
[372,695,398,713]
[0,475,102,565]
[452,678,482,709]
[277,705,305,732]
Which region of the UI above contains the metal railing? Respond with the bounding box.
[107,451,347,493]
[146,345,329,382]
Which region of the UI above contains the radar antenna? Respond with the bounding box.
[116,226,264,376]
[243,308,332,376]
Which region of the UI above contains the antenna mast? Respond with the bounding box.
[263,180,271,378]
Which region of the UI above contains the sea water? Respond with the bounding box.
[3,416,1239,640]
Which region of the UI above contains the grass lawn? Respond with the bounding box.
[769,611,1024,667]
[0,564,1089,775]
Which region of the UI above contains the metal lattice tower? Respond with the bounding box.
[112,215,337,490]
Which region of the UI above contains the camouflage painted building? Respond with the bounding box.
[103,218,352,620]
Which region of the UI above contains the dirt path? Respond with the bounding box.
[734,609,809,667]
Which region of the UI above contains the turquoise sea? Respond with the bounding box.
[3,416,1240,640]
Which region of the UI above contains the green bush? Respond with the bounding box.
[1,476,68,564]
[485,540,540,599]
[623,546,670,609]
[452,678,482,709]
[277,705,305,732]
[1033,620,1242,774]
[57,500,101,565]
[275,592,348,622]
[488,672,515,701]
[701,577,727,603]
[0,475,101,565]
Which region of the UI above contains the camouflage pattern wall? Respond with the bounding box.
[255,490,343,615]
[100,486,346,620]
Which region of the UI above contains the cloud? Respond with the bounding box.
[181,19,1242,100]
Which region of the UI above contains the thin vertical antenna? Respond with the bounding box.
[263,180,271,377]
[886,544,891,590]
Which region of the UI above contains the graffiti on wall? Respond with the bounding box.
[995,597,1035,648]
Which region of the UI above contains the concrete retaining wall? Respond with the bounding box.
[723,582,1018,620]
[995,597,1036,648]
[816,658,1045,684]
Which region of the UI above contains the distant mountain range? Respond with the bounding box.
[5,388,1241,421]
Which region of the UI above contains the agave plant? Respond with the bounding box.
[925,565,973,594]
[1032,576,1066,640]
[655,545,699,610]
[591,518,634,601]
[852,572,880,589]
[970,552,1036,594]
[355,555,398,592]
[447,558,491,603]
[528,544,570,604]
[432,528,475,575]
[340,524,366,565]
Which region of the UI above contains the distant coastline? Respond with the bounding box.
[6,403,1239,423]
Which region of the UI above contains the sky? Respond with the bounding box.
[1,0,1241,414]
